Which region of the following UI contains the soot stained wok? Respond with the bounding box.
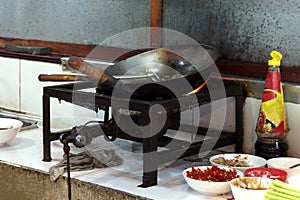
[67,45,219,99]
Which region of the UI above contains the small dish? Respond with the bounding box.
[230,177,273,200]
[0,118,23,146]
[245,167,287,182]
[287,175,300,190]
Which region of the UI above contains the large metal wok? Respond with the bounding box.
[45,45,219,99]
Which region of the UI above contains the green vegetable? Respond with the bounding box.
[264,180,300,200]
[265,193,290,200]
[272,180,300,194]
[268,185,300,198]
[265,190,299,200]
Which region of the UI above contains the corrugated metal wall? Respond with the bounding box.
[0,1,150,44]
[163,0,300,67]
[0,0,299,66]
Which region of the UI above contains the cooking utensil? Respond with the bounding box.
[38,74,158,82]
[68,56,118,92]
[0,125,13,130]
[38,74,91,82]
[67,45,218,98]
[237,179,249,189]
[289,163,300,169]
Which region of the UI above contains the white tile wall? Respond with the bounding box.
[243,98,261,154]
[196,97,235,132]
[179,97,235,133]
[177,96,300,157]
[20,60,63,115]
[285,102,300,157]
[0,57,20,111]
[19,59,97,119]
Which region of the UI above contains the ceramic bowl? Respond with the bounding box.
[0,118,23,146]
[182,165,243,195]
[245,167,287,182]
[287,175,300,190]
[210,153,267,173]
[267,157,300,178]
[230,177,273,200]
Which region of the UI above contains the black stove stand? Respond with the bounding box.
[42,79,245,188]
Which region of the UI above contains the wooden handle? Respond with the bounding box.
[38,74,90,82]
[68,57,110,84]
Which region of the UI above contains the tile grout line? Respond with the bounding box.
[18,59,21,112]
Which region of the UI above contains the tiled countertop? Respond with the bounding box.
[0,128,235,200]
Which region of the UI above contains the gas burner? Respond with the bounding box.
[42,79,245,188]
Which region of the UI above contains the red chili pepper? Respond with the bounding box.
[186,166,239,182]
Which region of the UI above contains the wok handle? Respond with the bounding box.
[38,74,90,82]
[68,57,115,84]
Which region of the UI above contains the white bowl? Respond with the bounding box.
[230,177,273,200]
[0,118,23,146]
[287,175,300,190]
[182,166,243,195]
[267,157,300,178]
[210,153,267,173]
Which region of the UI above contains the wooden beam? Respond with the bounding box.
[0,37,138,62]
[216,59,300,84]
[0,37,95,57]
[2,36,300,84]
[150,0,162,47]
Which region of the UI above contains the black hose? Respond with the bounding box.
[59,119,115,200]
[63,141,71,200]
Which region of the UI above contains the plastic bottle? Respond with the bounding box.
[255,50,288,159]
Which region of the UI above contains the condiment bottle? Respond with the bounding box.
[255,50,288,159]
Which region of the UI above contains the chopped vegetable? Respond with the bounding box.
[264,180,300,200]
[212,154,250,167]
[186,166,239,182]
[232,177,268,190]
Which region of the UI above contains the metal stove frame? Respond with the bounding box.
[42,79,245,187]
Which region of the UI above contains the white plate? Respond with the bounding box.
[210,153,267,173]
